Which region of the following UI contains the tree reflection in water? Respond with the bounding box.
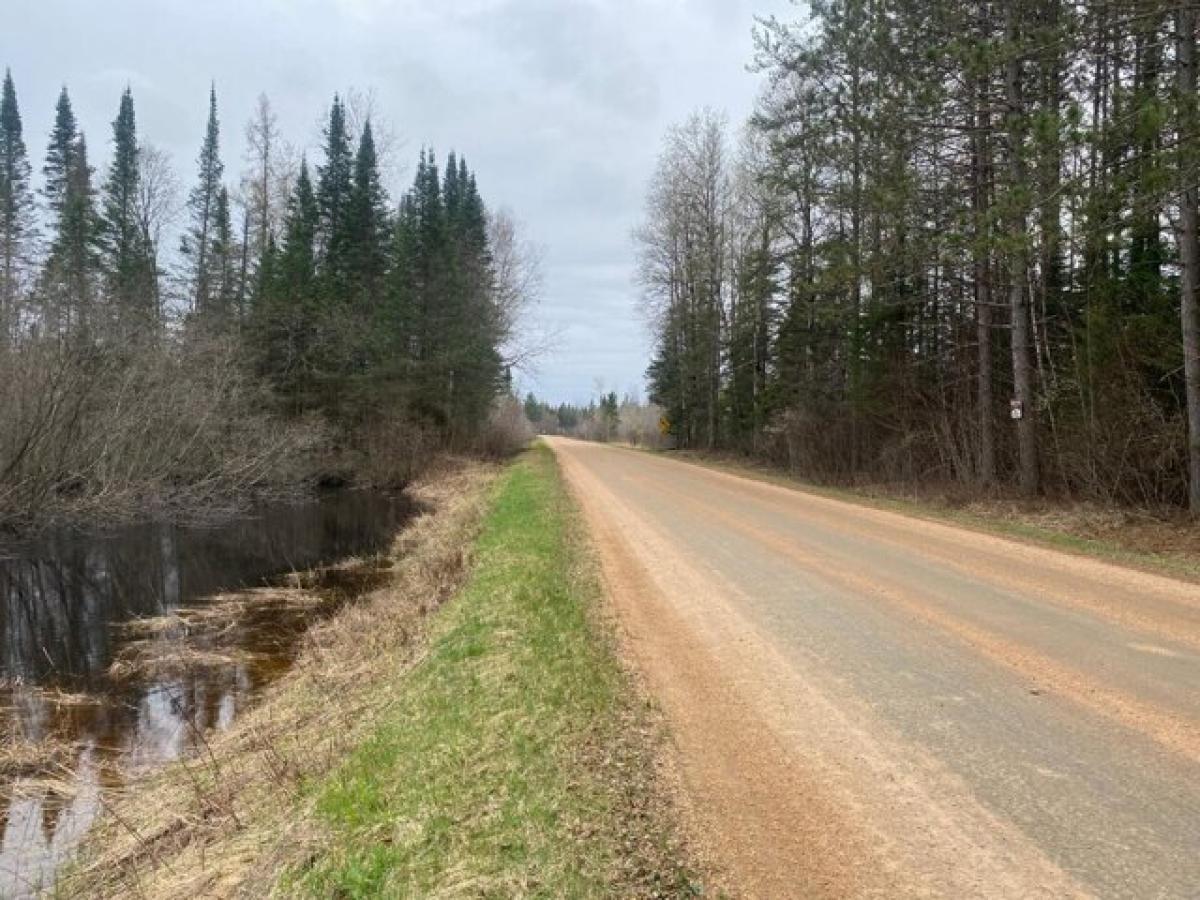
[0,490,414,897]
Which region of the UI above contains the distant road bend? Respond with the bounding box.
[548,437,1200,899]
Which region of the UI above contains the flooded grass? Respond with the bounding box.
[56,460,498,899]
[0,491,416,897]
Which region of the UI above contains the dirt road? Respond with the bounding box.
[549,438,1200,899]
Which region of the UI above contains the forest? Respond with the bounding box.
[0,74,533,533]
[637,0,1200,514]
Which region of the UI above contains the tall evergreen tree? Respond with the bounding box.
[442,150,462,223]
[41,88,98,337]
[275,158,318,301]
[43,87,77,221]
[0,69,34,337]
[346,119,389,308]
[446,159,500,431]
[386,150,448,421]
[182,85,224,315]
[256,158,320,406]
[99,87,155,329]
[384,190,420,370]
[211,185,236,320]
[315,96,354,301]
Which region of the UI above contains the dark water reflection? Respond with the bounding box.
[0,491,415,897]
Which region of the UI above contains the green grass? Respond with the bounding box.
[650,448,1200,582]
[291,443,692,898]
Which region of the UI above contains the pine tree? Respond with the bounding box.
[1177,0,1200,515]
[0,69,35,337]
[99,87,155,330]
[1002,1,1040,495]
[182,86,224,315]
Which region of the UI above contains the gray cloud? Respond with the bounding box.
[8,0,792,404]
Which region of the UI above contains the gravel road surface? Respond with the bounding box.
[550,438,1200,899]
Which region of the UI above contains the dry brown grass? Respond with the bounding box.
[0,734,80,782]
[118,589,324,637]
[59,458,499,899]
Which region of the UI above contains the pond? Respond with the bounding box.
[0,491,417,897]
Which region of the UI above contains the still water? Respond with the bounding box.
[0,491,415,897]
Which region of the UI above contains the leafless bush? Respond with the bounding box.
[352,412,440,488]
[618,402,665,448]
[475,394,534,458]
[0,334,325,535]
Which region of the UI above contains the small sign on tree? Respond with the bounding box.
[1010,399,1024,421]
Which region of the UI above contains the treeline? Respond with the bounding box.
[638,0,1200,514]
[523,392,665,446]
[0,71,532,532]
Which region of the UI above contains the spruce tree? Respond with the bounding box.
[315,95,354,298]
[442,150,461,224]
[383,150,446,422]
[43,87,77,220]
[442,157,498,431]
[182,86,224,315]
[257,158,319,406]
[275,158,318,300]
[346,120,390,308]
[0,69,34,336]
[41,89,99,337]
[210,185,236,320]
[384,190,420,370]
[43,130,99,337]
[459,167,489,258]
[99,87,155,329]
[413,149,445,354]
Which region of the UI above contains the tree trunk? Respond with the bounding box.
[238,205,251,317]
[973,70,996,486]
[1177,2,1200,515]
[1006,2,1040,495]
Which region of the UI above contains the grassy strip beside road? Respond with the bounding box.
[294,443,695,897]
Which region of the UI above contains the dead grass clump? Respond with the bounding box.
[0,734,79,781]
[112,586,348,679]
[23,687,106,709]
[107,647,266,683]
[61,458,498,899]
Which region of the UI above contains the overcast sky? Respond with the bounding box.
[8,0,795,404]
